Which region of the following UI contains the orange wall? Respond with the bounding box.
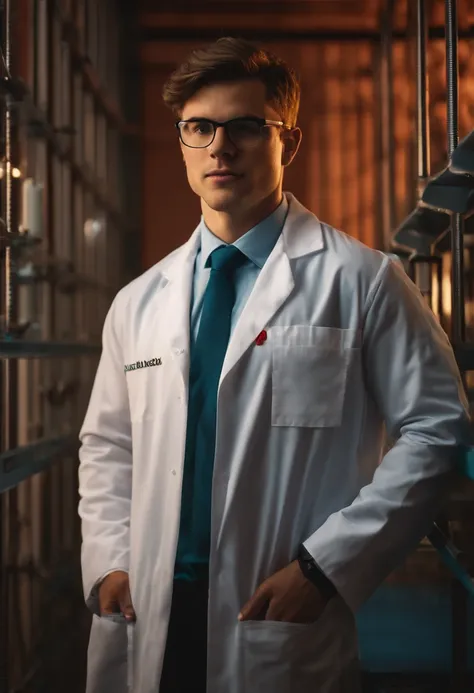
[140,40,383,270]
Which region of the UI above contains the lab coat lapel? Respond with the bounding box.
[220,237,294,382]
[157,227,201,385]
[220,194,325,382]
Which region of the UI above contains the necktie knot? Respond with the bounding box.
[207,245,246,273]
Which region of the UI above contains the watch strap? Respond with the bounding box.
[297,545,337,601]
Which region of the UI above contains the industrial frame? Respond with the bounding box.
[0,1,140,691]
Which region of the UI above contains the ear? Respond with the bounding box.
[281,127,302,167]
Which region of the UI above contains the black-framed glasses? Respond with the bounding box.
[176,117,287,149]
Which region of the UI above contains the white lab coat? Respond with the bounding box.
[78,193,470,693]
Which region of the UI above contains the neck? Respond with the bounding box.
[202,190,283,244]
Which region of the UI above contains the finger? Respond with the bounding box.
[265,597,284,622]
[118,586,136,622]
[238,584,270,621]
[100,593,121,616]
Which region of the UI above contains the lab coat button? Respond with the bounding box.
[171,469,176,476]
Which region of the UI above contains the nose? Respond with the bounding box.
[209,125,236,158]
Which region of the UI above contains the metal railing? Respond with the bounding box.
[0,434,78,495]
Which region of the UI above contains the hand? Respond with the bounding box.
[239,560,327,624]
[99,570,136,622]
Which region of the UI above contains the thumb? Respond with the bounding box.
[238,583,270,622]
[100,587,120,616]
[118,585,136,622]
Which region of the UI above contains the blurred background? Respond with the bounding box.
[1,1,474,692]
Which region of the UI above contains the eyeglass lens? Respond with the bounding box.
[179,119,264,148]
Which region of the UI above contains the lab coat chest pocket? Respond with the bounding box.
[271,326,359,428]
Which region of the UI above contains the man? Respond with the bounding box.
[78,38,470,693]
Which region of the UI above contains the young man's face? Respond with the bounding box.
[179,80,301,223]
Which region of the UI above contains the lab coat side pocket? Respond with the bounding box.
[239,597,360,693]
[271,345,352,428]
[86,615,128,693]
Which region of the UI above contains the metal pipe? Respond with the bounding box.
[0,340,101,358]
[1,2,15,689]
[445,0,465,345]
[413,0,436,309]
[140,26,474,43]
[0,435,77,494]
[445,6,469,688]
[416,0,430,183]
[379,0,396,250]
[4,0,13,330]
[445,0,459,156]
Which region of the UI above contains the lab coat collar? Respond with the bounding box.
[281,192,325,258]
[152,230,199,380]
[157,193,326,385]
[162,192,325,284]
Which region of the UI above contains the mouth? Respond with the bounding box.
[205,170,240,180]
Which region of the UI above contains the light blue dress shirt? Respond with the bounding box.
[190,196,289,346]
[173,196,289,582]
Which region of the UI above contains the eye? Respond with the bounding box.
[189,120,213,135]
[228,119,261,137]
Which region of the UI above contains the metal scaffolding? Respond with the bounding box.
[391,0,474,688]
[0,1,140,691]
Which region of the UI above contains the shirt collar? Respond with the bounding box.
[199,196,289,270]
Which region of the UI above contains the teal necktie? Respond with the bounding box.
[175,245,247,580]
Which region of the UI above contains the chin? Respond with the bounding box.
[202,189,243,213]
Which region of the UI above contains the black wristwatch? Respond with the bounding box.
[297,545,337,602]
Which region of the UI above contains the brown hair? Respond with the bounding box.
[162,37,300,128]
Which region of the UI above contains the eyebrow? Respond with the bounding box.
[181,113,264,122]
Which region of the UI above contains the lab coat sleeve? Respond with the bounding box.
[78,296,132,615]
[303,258,471,613]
